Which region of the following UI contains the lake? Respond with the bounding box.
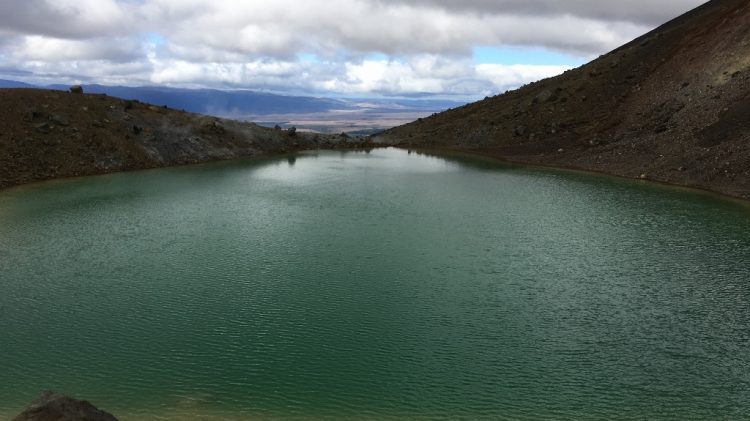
[1,148,749,420]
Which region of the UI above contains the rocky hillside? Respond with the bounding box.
[376,0,750,200]
[0,89,366,190]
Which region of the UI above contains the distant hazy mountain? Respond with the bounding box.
[46,84,350,116]
[0,79,36,88]
[0,80,464,118]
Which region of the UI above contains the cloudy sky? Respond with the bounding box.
[0,0,704,98]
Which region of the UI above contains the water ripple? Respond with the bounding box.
[1,149,749,419]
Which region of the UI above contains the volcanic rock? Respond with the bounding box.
[12,391,118,421]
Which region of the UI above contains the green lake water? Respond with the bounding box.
[1,148,749,420]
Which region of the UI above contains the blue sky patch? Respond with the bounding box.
[146,33,166,46]
[473,46,585,66]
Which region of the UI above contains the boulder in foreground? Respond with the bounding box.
[12,391,118,421]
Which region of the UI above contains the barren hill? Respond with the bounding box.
[0,89,363,190]
[376,0,750,200]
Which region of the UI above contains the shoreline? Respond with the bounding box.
[3,144,749,210]
[0,148,314,194]
[0,146,379,195]
[400,146,750,208]
[374,0,750,210]
[0,88,374,194]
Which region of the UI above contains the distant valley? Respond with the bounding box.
[0,80,464,135]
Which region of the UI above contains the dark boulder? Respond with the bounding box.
[34,122,51,134]
[12,391,118,421]
[533,89,555,104]
[69,85,84,94]
[202,120,226,134]
[50,115,70,127]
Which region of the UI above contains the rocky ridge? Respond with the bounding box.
[0,88,371,190]
[375,0,750,200]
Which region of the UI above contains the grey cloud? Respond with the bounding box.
[0,0,703,59]
[374,0,706,25]
[9,37,145,63]
[0,0,133,39]
[0,66,34,77]
[0,0,706,96]
[150,1,650,61]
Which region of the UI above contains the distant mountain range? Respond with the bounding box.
[0,79,36,89]
[0,79,464,118]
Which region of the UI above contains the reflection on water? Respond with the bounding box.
[0,148,749,420]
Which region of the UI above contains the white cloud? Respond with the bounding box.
[476,64,572,92]
[0,0,704,96]
[10,36,143,62]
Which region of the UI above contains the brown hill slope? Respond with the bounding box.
[0,89,363,190]
[376,0,750,200]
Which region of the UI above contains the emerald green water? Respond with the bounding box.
[1,148,749,420]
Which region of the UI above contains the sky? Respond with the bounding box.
[0,0,705,99]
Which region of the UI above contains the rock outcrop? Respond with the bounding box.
[376,0,750,200]
[12,391,117,421]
